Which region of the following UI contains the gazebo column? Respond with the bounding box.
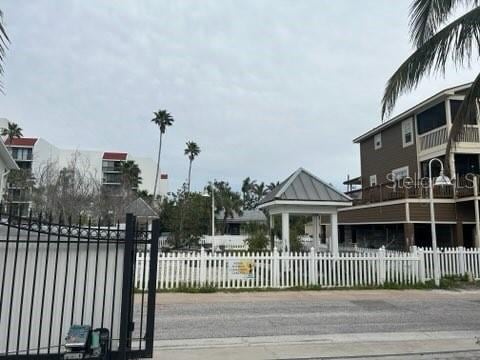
[281,212,290,252]
[312,215,320,251]
[269,213,275,250]
[329,212,339,254]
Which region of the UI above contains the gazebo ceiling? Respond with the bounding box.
[258,168,351,206]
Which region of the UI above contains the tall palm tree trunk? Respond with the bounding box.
[153,132,163,198]
[187,159,193,192]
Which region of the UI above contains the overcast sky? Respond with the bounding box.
[0,1,479,193]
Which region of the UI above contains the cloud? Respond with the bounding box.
[0,0,479,192]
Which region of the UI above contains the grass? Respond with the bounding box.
[152,275,480,294]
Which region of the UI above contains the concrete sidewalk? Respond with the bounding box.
[153,330,480,359]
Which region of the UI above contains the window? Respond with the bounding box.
[416,102,447,134]
[369,175,377,186]
[450,99,477,124]
[391,166,409,181]
[374,133,382,150]
[402,118,414,147]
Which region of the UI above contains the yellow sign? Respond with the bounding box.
[228,259,255,280]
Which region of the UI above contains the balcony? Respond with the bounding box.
[419,125,480,153]
[352,177,480,206]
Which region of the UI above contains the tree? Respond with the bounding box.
[2,121,22,142]
[244,222,269,252]
[212,180,243,234]
[184,141,200,192]
[0,10,9,91]
[266,181,280,191]
[120,160,142,190]
[151,109,174,199]
[158,188,210,249]
[241,177,257,210]
[381,0,480,176]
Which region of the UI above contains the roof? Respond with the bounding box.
[103,152,128,160]
[258,168,351,205]
[215,209,267,223]
[5,137,38,147]
[0,138,19,170]
[353,83,472,144]
[125,198,158,218]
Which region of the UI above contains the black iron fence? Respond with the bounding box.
[0,209,159,359]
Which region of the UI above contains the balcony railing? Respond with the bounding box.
[352,177,480,206]
[419,125,480,152]
[419,126,448,151]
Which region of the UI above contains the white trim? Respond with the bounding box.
[339,221,458,225]
[402,118,414,147]
[258,200,352,209]
[391,166,409,181]
[374,133,382,150]
[338,198,455,211]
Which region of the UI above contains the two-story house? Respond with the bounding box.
[338,83,480,250]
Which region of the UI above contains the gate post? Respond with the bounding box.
[144,218,160,356]
[273,247,280,288]
[119,213,136,359]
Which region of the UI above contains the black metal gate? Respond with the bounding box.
[0,211,159,359]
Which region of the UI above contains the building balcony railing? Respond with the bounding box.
[419,124,480,152]
[352,176,480,206]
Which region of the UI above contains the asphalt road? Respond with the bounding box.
[141,290,480,340]
[133,290,480,359]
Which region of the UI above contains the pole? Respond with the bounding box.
[474,176,480,248]
[428,159,440,286]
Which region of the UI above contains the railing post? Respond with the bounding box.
[273,247,280,288]
[199,247,206,286]
[458,246,466,275]
[378,246,386,285]
[308,247,316,286]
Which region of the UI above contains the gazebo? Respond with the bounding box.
[257,168,352,253]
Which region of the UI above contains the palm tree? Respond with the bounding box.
[120,160,142,190]
[241,177,257,210]
[2,121,22,142]
[382,0,480,176]
[0,10,9,91]
[184,141,200,192]
[266,181,280,191]
[151,110,174,199]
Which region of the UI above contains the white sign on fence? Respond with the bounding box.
[227,259,255,280]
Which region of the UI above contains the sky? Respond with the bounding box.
[0,1,479,193]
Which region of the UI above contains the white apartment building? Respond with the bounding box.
[0,118,168,196]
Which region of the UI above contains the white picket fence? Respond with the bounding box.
[421,247,480,280]
[134,247,427,290]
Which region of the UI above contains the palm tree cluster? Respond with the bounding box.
[382,0,480,175]
[241,177,279,210]
[2,121,23,142]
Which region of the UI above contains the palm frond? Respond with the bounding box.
[0,10,9,92]
[409,0,477,47]
[445,71,480,176]
[382,5,480,119]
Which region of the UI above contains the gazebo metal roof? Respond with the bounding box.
[258,168,351,206]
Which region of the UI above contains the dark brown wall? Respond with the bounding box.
[339,204,405,223]
[360,121,418,187]
[409,202,456,222]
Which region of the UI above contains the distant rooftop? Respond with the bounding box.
[215,209,266,223]
[103,152,128,161]
[5,137,38,147]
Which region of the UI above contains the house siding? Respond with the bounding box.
[338,204,405,223]
[360,121,418,187]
